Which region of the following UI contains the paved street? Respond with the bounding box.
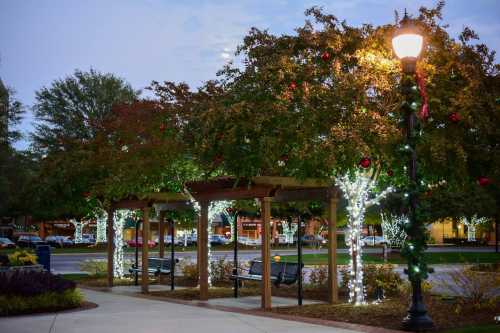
[50,246,498,273]
[0,289,359,333]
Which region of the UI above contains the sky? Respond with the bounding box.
[1,0,499,150]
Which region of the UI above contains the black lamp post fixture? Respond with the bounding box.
[392,12,434,331]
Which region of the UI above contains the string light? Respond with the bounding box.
[96,210,107,243]
[69,219,90,244]
[336,171,393,305]
[282,220,298,244]
[381,213,408,248]
[113,209,132,278]
[460,215,488,242]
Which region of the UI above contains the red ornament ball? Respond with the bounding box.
[478,177,492,186]
[82,192,91,198]
[448,112,461,123]
[226,207,234,215]
[359,157,371,169]
[159,124,166,132]
[387,169,394,177]
[321,51,331,61]
[288,81,297,90]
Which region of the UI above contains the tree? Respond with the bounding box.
[30,69,139,222]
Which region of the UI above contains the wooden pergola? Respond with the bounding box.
[185,176,339,309]
[105,192,191,293]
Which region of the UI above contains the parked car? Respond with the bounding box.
[81,234,96,244]
[360,236,387,247]
[238,237,260,246]
[45,236,73,248]
[210,235,229,246]
[0,237,16,248]
[301,235,327,246]
[127,238,156,248]
[17,235,47,248]
[277,234,289,244]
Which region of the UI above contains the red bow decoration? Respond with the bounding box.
[415,71,429,120]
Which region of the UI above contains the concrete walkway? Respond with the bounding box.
[0,289,360,333]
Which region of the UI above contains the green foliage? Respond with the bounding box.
[339,264,402,298]
[0,289,83,316]
[79,259,107,275]
[30,69,139,219]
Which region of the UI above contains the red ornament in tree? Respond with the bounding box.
[448,112,461,123]
[288,81,297,90]
[387,169,394,177]
[280,154,289,162]
[226,207,234,215]
[478,177,492,186]
[359,157,371,169]
[82,192,91,198]
[159,124,166,132]
[321,51,331,61]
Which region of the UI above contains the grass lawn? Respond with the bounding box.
[280,252,500,265]
[442,325,500,333]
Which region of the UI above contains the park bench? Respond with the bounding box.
[230,260,302,287]
[129,257,178,276]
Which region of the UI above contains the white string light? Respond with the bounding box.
[282,219,298,244]
[381,213,408,248]
[69,219,90,244]
[96,210,107,243]
[336,170,393,305]
[460,215,488,242]
[113,209,132,278]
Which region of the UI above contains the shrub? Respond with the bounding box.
[470,263,500,273]
[308,265,328,288]
[180,261,198,283]
[209,256,235,285]
[0,271,76,297]
[0,289,83,316]
[79,259,108,275]
[437,267,500,308]
[339,264,402,298]
[8,250,38,266]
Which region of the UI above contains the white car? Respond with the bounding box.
[360,236,387,246]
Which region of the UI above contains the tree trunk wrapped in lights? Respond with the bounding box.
[96,210,108,243]
[381,213,408,248]
[113,209,132,278]
[336,171,393,305]
[69,219,90,244]
[460,215,488,242]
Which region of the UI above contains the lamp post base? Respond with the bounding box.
[402,312,434,332]
[402,280,434,331]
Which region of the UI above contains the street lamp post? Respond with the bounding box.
[392,13,434,331]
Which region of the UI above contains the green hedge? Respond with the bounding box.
[0,289,83,316]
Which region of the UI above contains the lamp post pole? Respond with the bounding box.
[392,12,434,331]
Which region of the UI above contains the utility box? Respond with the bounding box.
[36,245,51,272]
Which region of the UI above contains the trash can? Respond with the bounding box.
[36,245,51,272]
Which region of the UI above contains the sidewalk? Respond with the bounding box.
[0,289,362,333]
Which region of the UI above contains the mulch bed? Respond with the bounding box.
[272,296,500,332]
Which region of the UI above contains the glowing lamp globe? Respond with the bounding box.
[392,14,423,74]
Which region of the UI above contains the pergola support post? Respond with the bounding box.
[141,207,150,294]
[159,211,165,258]
[106,209,114,288]
[261,197,272,310]
[199,201,209,301]
[327,195,339,303]
[170,218,175,291]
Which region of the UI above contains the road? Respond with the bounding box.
[50,246,497,273]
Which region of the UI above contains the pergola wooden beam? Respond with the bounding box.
[185,176,339,309]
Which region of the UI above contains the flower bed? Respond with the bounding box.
[0,270,84,316]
